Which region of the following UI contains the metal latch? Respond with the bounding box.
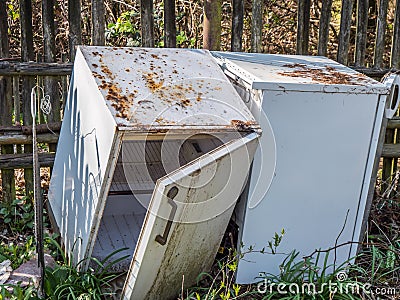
[382,72,400,119]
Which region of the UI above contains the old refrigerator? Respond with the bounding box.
[212,52,394,283]
[48,46,261,299]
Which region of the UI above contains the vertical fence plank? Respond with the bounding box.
[375,0,391,193]
[251,0,263,53]
[354,0,368,66]
[317,0,332,56]
[42,0,60,154]
[374,0,389,68]
[92,0,105,45]
[0,0,15,203]
[20,0,35,196]
[164,0,176,48]
[203,0,222,50]
[68,0,82,61]
[296,0,311,55]
[337,0,355,65]
[141,0,154,47]
[391,0,400,68]
[231,0,244,52]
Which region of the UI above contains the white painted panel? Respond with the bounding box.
[235,90,380,283]
[212,52,388,94]
[47,47,118,265]
[123,133,259,300]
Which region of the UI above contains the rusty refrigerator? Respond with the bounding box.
[48,46,261,299]
[212,52,398,283]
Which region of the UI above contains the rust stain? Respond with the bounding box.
[101,65,116,80]
[231,119,258,131]
[278,64,373,85]
[143,72,165,92]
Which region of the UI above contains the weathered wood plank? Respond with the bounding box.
[382,144,400,158]
[387,117,400,129]
[352,67,393,78]
[0,133,59,145]
[92,0,105,45]
[69,0,82,61]
[42,0,60,156]
[391,0,400,68]
[374,0,389,68]
[337,0,355,65]
[231,0,244,52]
[251,0,263,53]
[203,0,222,50]
[296,0,311,55]
[381,129,396,193]
[0,0,15,202]
[354,0,368,67]
[317,0,332,56]
[20,0,35,195]
[164,0,176,48]
[0,62,72,76]
[0,153,55,169]
[141,0,154,47]
[0,122,61,134]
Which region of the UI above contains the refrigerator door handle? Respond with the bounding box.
[155,186,179,246]
[382,72,400,119]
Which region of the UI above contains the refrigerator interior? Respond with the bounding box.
[91,133,240,271]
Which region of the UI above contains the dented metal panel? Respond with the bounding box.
[79,46,257,130]
[122,133,259,300]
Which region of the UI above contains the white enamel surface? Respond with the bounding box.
[123,133,259,300]
[48,48,118,265]
[212,52,388,283]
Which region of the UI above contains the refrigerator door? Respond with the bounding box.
[122,132,259,300]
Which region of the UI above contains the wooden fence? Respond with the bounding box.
[1,0,400,203]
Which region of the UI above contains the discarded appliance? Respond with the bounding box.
[212,52,399,283]
[48,46,262,299]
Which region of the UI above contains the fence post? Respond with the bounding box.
[337,0,355,65]
[68,0,82,61]
[92,0,105,46]
[164,0,176,48]
[354,0,368,67]
[231,0,244,52]
[0,0,15,203]
[392,0,400,68]
[296,0,311,55]
[251,0,263,53]
[42,0,60,156]
[374,0,389,68]
[141,0,154,47]
[20,0,35,196]
[317,0,332,56]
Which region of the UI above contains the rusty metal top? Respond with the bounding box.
[77,46,258,131]
[212,52,389,95]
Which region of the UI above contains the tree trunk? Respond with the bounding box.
[251,0,263,53]
[231,0,244,52]
[91,0,106,45]
[141,0,154,47]
[164,0,176,48]
[68,0,82,61]
[203,0,222,50]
